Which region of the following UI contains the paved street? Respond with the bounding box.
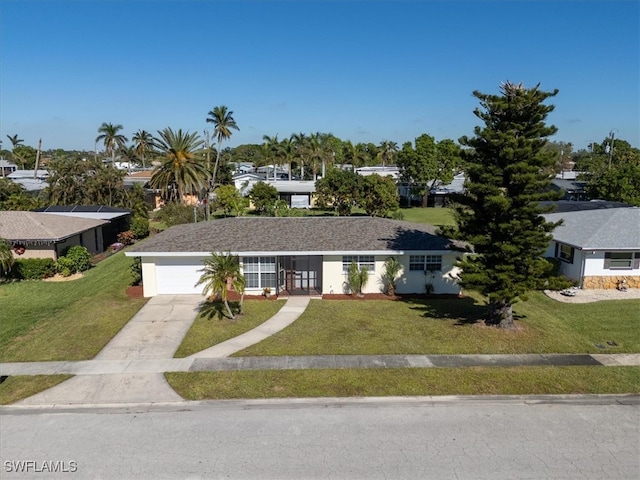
[2,396,638,479]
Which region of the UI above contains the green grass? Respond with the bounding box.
[236,293,640,356]
[397,207,455,226]
[0,375,73,405]
[0,252,147,362]
[166,366,640,400]
[174,299,286,357]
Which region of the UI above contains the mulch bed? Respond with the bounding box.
[322,293,465,301]
[126,285,144,298]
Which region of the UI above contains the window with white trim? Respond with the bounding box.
[243,256,277,288]
[604,252,634,270]
[342,255,375,273]
[556,243,574,263]
[409,255,442,272]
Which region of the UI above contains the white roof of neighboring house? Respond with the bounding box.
[7,169,49,179]
[0,211,108,243]
[543,207,640,250]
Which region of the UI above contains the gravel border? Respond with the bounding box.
[544,288,640,303]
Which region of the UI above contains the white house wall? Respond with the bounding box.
[141,258,158,297]
[321,253,462,295]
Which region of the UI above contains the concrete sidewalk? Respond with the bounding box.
[2,353,639,377]
[187,296,311,358]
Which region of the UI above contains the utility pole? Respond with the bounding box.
[608,130,615,169]
[34,139,42,179]
[204,130,211,220]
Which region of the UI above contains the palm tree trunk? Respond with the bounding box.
[224,299,235,319]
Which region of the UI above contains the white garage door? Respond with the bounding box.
[156,257,205,295]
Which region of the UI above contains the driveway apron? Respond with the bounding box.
[19,295,203,405]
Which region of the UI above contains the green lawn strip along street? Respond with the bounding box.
[235,293,640,356]
[174,299,286,358]
[0,252,147,362]
[0,375,73,405]
[166,366,640,400]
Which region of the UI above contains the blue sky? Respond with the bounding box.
[1,0,638,152]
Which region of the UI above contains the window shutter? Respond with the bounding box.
[554,243,559,257]
[604,252,611,269]
[634,252,640,270]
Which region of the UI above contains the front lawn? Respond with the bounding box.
[174,299,286,357]
[236,293,640,356]
[0,252,147,362]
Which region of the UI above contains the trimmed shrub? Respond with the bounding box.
[10,258,56,280]
[64,246,93,272]
[130,256,142,286]
[130,215,150,239]
[117,230,135,246]
[56,256,75,277]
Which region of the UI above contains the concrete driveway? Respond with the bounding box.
[19,295,203,405]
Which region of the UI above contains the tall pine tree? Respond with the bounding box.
[448,82,563,328]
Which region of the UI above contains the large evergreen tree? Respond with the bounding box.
[448,82,563,328]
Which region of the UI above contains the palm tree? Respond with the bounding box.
[381,257,403,295]
[280,137,296,181]
[343,141,368,171]
[149,128,208,203]
[6,134,25,169]
[206,106,239,188]
[117,145,140,174]
[0,238,14,278]
[290,132,308,179]
[378,140,398,167]
[262,134,281,180]
[132,130,154,169]
[195,252,245,319]
[96,123,128,163]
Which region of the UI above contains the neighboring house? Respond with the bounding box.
[549,175,588,201]
[398,173,466,208]
[35,205,132,246]
[233,174,317,208]
[0,211,108,260]
[7,169,49,193]
[355,166,400,180]
[0,158,18,177]
[125,217,466,297]
[543,207,640,289]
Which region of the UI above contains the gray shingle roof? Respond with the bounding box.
[0,211,108,242]
[129,217,463,254]
[543,208,640,250]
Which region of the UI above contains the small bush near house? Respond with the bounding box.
[63,246,93,272]
[56,257,75,277]
[10,258,56,280]
[130,256,142,286]
[130,215,150,239]
[117,230,135,246]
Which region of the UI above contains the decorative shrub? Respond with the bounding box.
[56,256,75,277]
[10,258,56,280]
[130,256,142,286]
[63,246,93,272]
[117,230,135,246]
[130,215,150,239]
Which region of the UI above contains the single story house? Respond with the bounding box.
[0,159,18,177]
[0,211,108,260]
[35,205,132,246]
[126,217,466,297]
[543,207,640,289]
